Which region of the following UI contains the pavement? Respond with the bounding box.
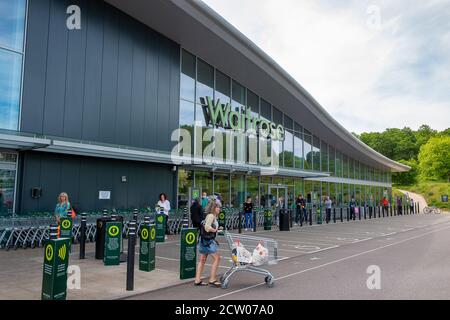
[1,213,449,300]
[127,214,450,300]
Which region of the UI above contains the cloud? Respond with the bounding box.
[202,0,450,133]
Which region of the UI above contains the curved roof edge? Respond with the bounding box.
[184,0,410,173]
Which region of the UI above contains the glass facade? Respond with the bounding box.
[178,48,393,209]
[0,0,26,130]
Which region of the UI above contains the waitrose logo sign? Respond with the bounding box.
[200,96,285,141]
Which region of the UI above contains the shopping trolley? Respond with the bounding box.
[220,231,278,289]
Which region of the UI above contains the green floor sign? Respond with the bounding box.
[264,210,272,230]
[316,207,322,224]
[104,221,122,266]
[139,224,156,272]
[155,214,166,243]
[180,228,197,279]
[59,217,73,249]
[218,211,226,229]
[41,238,70,300]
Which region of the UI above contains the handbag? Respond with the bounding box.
[200,220,216,241]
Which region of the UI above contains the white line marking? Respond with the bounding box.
[209,223,450,300]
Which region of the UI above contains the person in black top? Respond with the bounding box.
[243,196,253,231]
[296,194,307,225]
[190,198,204,230]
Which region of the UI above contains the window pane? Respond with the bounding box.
[284,116,293,130]
[294,132,303,169]
[214,173,230,207]
[0,49,21,130]
[232,80,245,108]
[195,171,213,197]
[196,59,214,104]
[215,70,230,104]
[321,142,328,172]
[283,129,294,168]
[180,50,195,102]
[272,107,282,126]
[304,134,312,170]
[0,168,15,215]
[0,0,26,51]
[231,174,245,208]
[313,136,320,171]
[329,146,335,176]
[177,169,194,209]
[246,175,259,206]
[335,150,342,177]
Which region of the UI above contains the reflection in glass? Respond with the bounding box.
[283,129,294,168]
[196,59,214,104]
[313,136,320,172]
[0,0,26,51]
[180,50,196,102]
[246,175,259,206]
[195,171,213,197]
[0,168,15,215]
[0,49,21,130]
[294,132,303,169]
[177,169,194,209]
[304,134,312,170]
[231,174,245,208]
[215,70,231,105]
[214,173,230,207]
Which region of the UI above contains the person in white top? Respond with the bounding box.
[157,193,171,240]
[157,193,171,215]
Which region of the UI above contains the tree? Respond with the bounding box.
[392,159,418,185]
[414,124,436,149]
[418,136,450,181]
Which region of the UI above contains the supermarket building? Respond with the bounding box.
[0,0,409,215]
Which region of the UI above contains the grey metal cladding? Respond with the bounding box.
[19,151,176,212]
[21,0,180,152]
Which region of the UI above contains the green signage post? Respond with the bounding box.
[264,209,272,230]
[139,224,156,272]
[59,217,73,249]
[103,221,122,266]
[41,237,71,300]
[192,188,200,200]
[180,228,198,280]
[218,211,226,230]
[155,214,166,243]
[316,206,322,225]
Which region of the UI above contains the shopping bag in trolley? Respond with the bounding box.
[252,242,269,266]
[231,240,252,264]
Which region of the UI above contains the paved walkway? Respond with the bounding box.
[398,189,428,213]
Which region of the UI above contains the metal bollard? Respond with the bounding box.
[144,215,151,225]
[364,206,367,219]
[79,213,87,260]
[347,207,350,222]
[111,213,117,221]
[340,207,343,222]
[253,211,257,232]
[309,209,312,226]
[49,225,58,240]
[133,209,138,222]
[358,207,361,220]
[126,221,136,291]
[102,209,108,218]
[238,211,242,234]
[333,208,336,223]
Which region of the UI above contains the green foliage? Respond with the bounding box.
[392,159,418,185]
[418,136,450,181]
[360,125,449,185]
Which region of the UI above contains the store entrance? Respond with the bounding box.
[267,185,288,210]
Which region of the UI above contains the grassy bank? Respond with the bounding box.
[394,181,450,210]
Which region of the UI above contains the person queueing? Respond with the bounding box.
[55,192,71,225]
[194,197,221,287]
[243,196,254,231]
[157,193,171,240]
[381,196,389,216]
[190,197,204,231]
[296,194,307,225]
[349,196,357,220]
[201,192,208,210]
[409,198,415,214]
[325,196,332,223]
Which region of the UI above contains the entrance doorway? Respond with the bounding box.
[267,185,288,210]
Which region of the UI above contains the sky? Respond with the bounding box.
[202,0,450,134]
